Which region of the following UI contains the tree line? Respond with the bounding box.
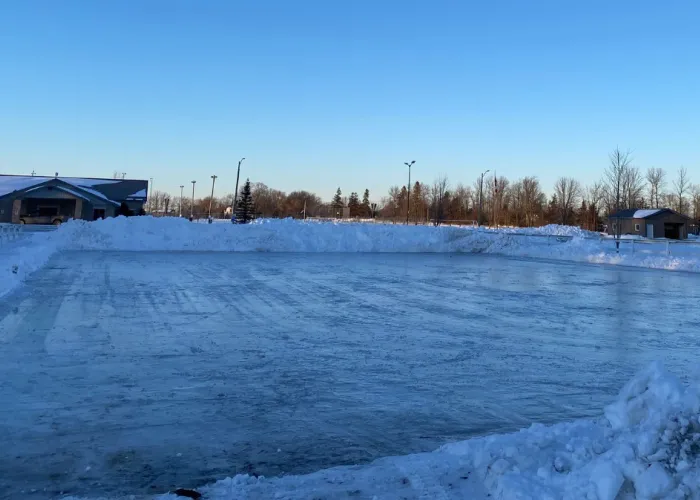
[152,148,699,227]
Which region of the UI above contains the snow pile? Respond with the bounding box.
[4,217,700,299]
[0,232,62,298]
[148,363,700,500]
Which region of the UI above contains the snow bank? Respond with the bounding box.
[3,217,700,300]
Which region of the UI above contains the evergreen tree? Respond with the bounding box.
[235,179,255,224]
[361,189,371,217]
[332,188,343,210]
[348,192,361,217]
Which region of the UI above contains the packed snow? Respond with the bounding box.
[2,216,700,300]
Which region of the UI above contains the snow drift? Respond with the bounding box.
[3,216,700,299]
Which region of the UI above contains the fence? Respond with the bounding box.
[0,223,21,244]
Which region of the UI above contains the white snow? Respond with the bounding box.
[0,176,49,197]
[3,217,700,301]
[25,183,90,200]
[633,209,663,218]
[126,188,147,198]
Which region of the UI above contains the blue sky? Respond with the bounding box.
[1,0,699,201]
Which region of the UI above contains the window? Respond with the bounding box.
[635,223,640,231]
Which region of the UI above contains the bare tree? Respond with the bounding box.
[691,184,700,221]
[645,167,666,208]
[429,176,449,226]
[603,147,632,212]
[521,176,543,227]
[623,166,644,209]
[674,167,690,214]
[553,177,582,225]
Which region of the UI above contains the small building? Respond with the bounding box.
[607,208,691,239]
[0,175,149,224]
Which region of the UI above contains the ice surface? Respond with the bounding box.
[2,252,700,499]
[188,362,700,500]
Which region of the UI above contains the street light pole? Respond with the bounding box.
[190,180,196,219]
[179,185,184,217]
[149,177,154,213]
[233,157,246,210]
[208,175,217,221]
[477,169,490,227]
[404,161,415,224]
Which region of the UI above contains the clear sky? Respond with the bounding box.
[1,0,699,201]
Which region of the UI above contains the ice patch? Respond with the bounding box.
[158,363,700,499]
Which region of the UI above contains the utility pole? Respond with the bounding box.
[179,185,184,217]
[404,160,415,224]
[149,178,154,213]
[190,180,196,220]
[233,157,246,209]
[477,169,490,227]
[208,175,217,221]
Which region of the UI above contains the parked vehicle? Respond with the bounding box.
[19,207,71,226]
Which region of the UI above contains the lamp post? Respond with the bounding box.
[179,185,184,217]
[208,175,218,221]
[149,177,154,213]
[190,180,196,220]
[404,161,415,224]
[477,169,490,227]
[233,157,246,209]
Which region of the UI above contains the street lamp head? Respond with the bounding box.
[191,180,196,184]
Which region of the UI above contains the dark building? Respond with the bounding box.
[0,175,148,224]
[607,208,690,239]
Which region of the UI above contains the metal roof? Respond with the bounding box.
[0,175,148,204]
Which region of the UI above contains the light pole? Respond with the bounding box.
[179,185,184,217]
[477,169,490,227]
[208,175,218,221]
[233,157,246,209]
[404,160,415,224]
[149,177,154,213]
[190,180,196,220]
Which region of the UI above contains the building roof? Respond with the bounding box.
[0,175,148,205]
[609,208,690,220]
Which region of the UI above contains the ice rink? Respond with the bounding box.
[1,251,699,497]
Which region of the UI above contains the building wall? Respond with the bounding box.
[608,218,645,237]
[647,213,689,240]
[0,198,13,223]
[607,212,690,239]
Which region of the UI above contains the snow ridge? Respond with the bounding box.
[3,217,700,299]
